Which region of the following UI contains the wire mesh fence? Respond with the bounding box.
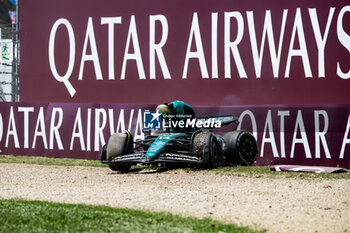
[0,24,19,102]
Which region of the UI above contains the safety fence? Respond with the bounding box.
[0,24,19,102]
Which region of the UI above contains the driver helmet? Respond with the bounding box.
[156,104,171,117]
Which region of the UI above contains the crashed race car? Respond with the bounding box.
[101,114,258,172]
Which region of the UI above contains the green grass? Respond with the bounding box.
[0,155,106,167]
[1,155,348,179]
[0,199,264,233]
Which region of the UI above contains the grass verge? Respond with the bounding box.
[1,155,348,179]
[0,199,264,233]
[0,155,106,167]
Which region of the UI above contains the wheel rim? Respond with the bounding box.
[238,134,257,163]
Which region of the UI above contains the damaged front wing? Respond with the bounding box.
[101,151,202,165]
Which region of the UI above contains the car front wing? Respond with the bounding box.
[101,152,202,165]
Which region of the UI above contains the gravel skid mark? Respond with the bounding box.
[0,163,349,233]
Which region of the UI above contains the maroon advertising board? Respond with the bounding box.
[0,103,349,167]
[19,0,350,105]
[7,0,350,167]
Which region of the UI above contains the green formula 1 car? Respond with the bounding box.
[100,115,258,172]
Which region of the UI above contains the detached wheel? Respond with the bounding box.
[192,131,218,166]
[106,132,133,172]
[224,130,258,165]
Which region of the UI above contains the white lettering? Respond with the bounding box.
[314,110,331,158]
[18,107,34,148]
[86,108,92,151]
[186,119,196,128]
[211,12,218,78]
[224,11,247,78]
[150,15,171,79]
[48,18,76,97]
[339,115,350,159]
[277,110,290,158]
[101,17,122,80]
[183,12,209,79]
[32,107,48,149]
[49,107,64,150]
[121,15,146,80]
[337,6,350,79]
[309,8,335,78]
[0,114,3,143]
[5,106,19,148]
[94,108,107,151]
[260,110,279,157]
[70,108,85,151]
[79,17,103,80]
[134,109,144,141]
[285,8,312,78]
[247,10,288,78]
[290,110,312,158]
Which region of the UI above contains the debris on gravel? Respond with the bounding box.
[0,163,349,233]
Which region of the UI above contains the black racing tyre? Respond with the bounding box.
[106,132,133,172]
[192,131,218,166]
[210,136,219,167]
[224,130,258,165]
[100,144,107,162]
[108,163,131,173]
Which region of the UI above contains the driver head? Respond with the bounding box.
[156,103,171,117]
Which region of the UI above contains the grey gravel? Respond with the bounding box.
[0,163,349,233]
